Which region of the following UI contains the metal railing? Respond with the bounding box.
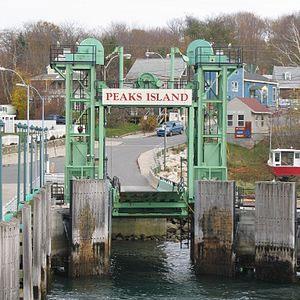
[50,44,97,65]
[194,45,243,67]
[4,176,40,215]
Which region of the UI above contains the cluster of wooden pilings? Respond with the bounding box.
[193,180,297,282]
[0,185,52,299]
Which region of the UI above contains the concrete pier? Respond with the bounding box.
[193,180,235,277]
[70,179,111,277]
[255,182,296,282]
[0,218,20,300]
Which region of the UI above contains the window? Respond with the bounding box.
[295,153,300,159]
[227,114,233,127]
[231,81,238,92]
[272,87,277,103]
[284,72,292,80]
[238,115,244,126]
[275,152,280,162]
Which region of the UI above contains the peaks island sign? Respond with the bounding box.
[102,88,192,106]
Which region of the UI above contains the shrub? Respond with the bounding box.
[140,116,157,133]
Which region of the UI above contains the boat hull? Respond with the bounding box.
[269,165,300,177]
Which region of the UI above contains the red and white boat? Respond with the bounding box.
[268,149,300,178]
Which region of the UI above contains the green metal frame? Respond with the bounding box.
[50,38,242,216]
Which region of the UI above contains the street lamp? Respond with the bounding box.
[104,47,131,87]
[17,84,45,185]
[0,67,30,198]
[145,51,165,61]
[0,120,4,220]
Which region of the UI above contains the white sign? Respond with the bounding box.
[102,88,192,106]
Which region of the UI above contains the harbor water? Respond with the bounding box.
[47,241,300,300]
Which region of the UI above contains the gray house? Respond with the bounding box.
[227,97,272,147]
[125,57,187,82]
[272,66,300,107]
[125,57,188,123]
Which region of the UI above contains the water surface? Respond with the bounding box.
[47,241,300,299]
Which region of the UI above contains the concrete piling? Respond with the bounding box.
[0,218,20,300]
[22,204,33,300]
[70,179,110,277]
[33,193,42,299]
[255,181,296,282]
[193,180,235,277]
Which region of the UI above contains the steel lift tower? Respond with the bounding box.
[50,38,106,203]
[50,38,242,211]
[186,40,242,200]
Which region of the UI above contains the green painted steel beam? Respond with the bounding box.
[113,202,187,208]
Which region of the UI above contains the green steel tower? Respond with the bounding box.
[186,40,242,200]
[50,38,106,203]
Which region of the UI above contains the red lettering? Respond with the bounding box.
[181,93,188,101]
[106,93,113,100]
[129,93,136,101]
[171,93,179,101]
[113,93,119,101]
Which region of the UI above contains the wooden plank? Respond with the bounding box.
[194,180,235,277]
[0,218,20,300]
[70,179,110,277]
[22,204,33,300]
[255,182,296,282]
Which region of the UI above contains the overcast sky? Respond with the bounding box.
[0,0,299,30]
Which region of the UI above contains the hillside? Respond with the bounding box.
[227,141,273,187]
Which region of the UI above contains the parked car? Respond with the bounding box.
[156,121,184,137]
[46,114,66,125]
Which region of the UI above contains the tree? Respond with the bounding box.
[269,13,300,66]
[11,85,27,119]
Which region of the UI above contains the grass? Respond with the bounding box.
[106,123,141,138]
[227,141,273,188]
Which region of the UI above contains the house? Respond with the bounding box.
[125,57,187,82]
[272,66,300,107]
[30,65,81,101]
[0,104,16,133]
[227,97,272,147]
[227,67,278,107]
[125,57,188,123]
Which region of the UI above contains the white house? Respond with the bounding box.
[227,97,272,147]
[0,104,16,133]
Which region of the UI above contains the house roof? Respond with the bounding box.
[244,71,277,83]
[31,73,65,81]
[272,66,300,89]
[236,97,272,114]
[125,57,186,81]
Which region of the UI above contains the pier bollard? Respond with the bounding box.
[255,182,296,282]
[70,179,111,277]
[0,218,20,300]
[193,180,235,277]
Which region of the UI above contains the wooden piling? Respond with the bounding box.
[255,181,296,282]
[0,218,20,300]
[193,180,235,277]
[70,179,110,277]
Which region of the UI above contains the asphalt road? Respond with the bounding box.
[2,133,186,202]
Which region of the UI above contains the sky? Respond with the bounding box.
[0,0,299,30]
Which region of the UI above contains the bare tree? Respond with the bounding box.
[269,13,300,66]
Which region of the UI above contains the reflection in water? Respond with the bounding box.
[47,241,300,300]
